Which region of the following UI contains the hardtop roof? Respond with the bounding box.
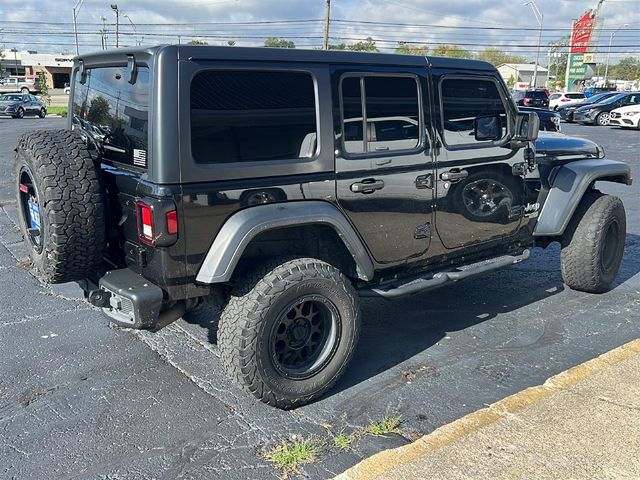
[76,44,496,72]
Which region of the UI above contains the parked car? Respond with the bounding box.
[512,89,549,108]
[0,93,47,118]
[519,106,561,132]
[556,91,620,123]
[549,91,585,110]
[14,46,632,409]
[609,104,640,129]
[574,92,640,126]
[0,76,40,94]
[583,86,617,98]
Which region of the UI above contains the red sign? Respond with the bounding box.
[571,11,597,53]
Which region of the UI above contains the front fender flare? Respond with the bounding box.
[533,159,632,237]
[195,201,375,284]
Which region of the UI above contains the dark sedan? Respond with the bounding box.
[573,92,640,126]
[0,93,47,119]
[519,106,561,132]
[557,91,620,123]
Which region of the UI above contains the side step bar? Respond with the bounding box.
[361,249,531,299]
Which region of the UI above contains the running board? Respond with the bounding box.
[361,249,531,299]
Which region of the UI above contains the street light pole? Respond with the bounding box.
[123,14,138,46]
[604,24,628,86]
[72,0,85,56]
[524,1,543,88]
[111,4,119,48]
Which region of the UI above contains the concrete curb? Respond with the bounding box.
[335,338,640,480]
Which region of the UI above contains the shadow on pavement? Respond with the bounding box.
[181,233,640,401]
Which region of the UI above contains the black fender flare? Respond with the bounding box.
[195,201,375,283]
[533,159,632,237]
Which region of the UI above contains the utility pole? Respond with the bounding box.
[100,16,108,50]
[323,0,331,50]
[604,23,628,86]
[72,0,85,56]
[111,4,119,48]
[524,1,543,88]
[124,14,138,46]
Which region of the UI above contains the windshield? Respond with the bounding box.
[0,94,23,101]
[72,65,150,168]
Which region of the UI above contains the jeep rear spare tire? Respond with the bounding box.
[560,192,626,293]
[217,257,360,409]
[15,130,105,283]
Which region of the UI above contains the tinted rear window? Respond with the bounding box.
[72,66,150,168]
[527,91,548,99]
[566,93,585,99]
[190,70,317,164]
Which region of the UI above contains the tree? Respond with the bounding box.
[264,37,295,48]
[187,39,208,46]
[476,48,526,66]
[36,71,50,106]
[87,96,111,125]
[547,36,569,87]
[610,57,640,81]
[347,37,378,52]
[328,43,347,50]
[432,44,473,59]
[395,42,428,56]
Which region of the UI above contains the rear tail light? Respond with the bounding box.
[136,201,154,245]
[561,98,571,102]
[523,97,531,105]
[166,210,178,235]
[135,200,178,246]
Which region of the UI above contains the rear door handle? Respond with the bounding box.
[440,170,469,183]
[351,178,385,194]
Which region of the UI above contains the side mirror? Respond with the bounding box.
[514,112,540,141]
[474,114,503,141]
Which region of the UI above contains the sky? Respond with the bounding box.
[0,0,639,64]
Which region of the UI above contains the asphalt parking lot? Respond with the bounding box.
[1,118,639,479]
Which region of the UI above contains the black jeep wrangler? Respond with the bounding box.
[14,46,632,409]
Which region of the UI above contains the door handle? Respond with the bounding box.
[440,170,469,183]
[351,178,385,194]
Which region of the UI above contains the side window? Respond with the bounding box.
[190,70,317,164]
[440,77,508,147]
[341,75,421,155]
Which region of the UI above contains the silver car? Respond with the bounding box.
[0,93,47,118]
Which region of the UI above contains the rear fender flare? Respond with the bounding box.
[533,159,632,237]
[195,201,375,283]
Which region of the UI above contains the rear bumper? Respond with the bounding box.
[79,268,163,328]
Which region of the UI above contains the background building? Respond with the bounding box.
[1,50,74,88]
[497,63,549,89]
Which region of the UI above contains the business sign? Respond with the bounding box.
[566,9,599,89]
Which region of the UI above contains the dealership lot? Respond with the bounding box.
[1,118,639,478]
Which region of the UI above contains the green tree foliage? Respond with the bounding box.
[610,57,640,81]
[347,37,378,52]
[432,44,473,59]
[264,37,296,48]
[36,71,50,106]
[87,96,111,125]
[395,42,428,56]
[476,48,527,66]
[547,36,569,86]
[328,43,348,50]
[187,39,208,45]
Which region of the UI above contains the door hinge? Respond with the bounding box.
[415,173,433,189]
[414,222,431,239]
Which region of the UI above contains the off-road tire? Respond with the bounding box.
[15,130,105,283]
[561,192,626,293]
[218,257,360,409]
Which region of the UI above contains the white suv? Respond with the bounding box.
[549,91,585,110]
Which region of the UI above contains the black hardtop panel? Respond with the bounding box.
[75,45,497,72]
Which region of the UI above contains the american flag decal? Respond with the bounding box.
[133,149,147,167]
